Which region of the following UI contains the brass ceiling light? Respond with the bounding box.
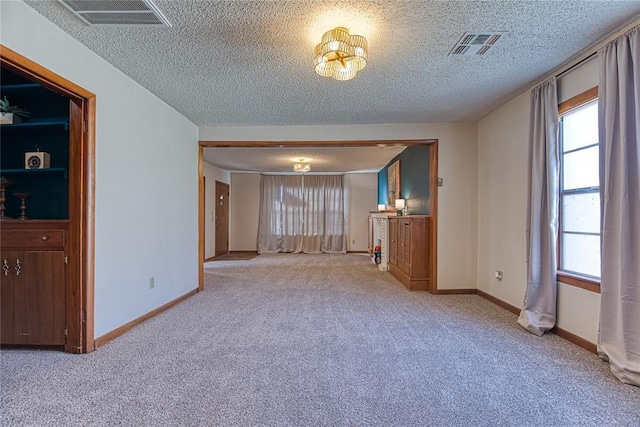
[292,157,311,173]
[314,27,367,81]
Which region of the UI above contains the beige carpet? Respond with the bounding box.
[2,253,639,426]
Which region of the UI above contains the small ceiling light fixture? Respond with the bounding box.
[314,27,367,81]
[293,158,311,173]
[293,163,311,173]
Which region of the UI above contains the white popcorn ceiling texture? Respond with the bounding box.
[24,1,640,127]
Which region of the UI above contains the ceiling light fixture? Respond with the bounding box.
[293,163,311,173]
[293,157,311,173]
[314,27,367,81]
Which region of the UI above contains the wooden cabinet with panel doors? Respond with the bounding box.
[388,216,430,291]
[1,221,67,346]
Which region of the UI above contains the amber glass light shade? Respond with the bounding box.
[314,27,368,81]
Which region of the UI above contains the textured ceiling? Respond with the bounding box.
[24,0,640,128]
[203,146,406,173]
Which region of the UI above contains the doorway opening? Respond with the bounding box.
[197,140,438,294]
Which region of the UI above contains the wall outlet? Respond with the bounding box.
[148,277,155,289]
[494,271,503,281]
[352,239,355,244]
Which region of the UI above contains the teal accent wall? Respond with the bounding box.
[378,146,430,215]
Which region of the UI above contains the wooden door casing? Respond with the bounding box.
[215,181,229,257]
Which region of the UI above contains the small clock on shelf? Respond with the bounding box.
[25,147,50,169]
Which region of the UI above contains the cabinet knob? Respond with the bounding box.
[41,236,48,241]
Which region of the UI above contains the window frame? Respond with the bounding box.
[557,86,601,293]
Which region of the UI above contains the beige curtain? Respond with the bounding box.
[597,26,640,386]
[258,175,346,254]
[518,78,560,336]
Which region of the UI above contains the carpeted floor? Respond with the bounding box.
[1,254,639,426]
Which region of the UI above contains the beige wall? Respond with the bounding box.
[229,173,261,251]
[477,59,603,344]
[344,173,378,252]
[203,163,230,259]
[200,123,479,290]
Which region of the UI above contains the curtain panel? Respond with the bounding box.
[257,175,346,254]
[518,78,560,336]
[597,26,640,386]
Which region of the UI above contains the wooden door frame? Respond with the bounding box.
[197,139,439,294]
[214,180,230,257]
[1,46,96,353]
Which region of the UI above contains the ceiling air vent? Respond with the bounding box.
[58,0,171,27]
[449,32,504,56]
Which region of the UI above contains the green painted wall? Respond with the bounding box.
[378,146,430,215]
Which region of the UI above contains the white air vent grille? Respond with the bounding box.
[58,0,171,27]
[449,32,504,56]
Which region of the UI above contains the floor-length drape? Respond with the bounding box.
[597,26,640,386]
[258,175,304,253]
[257,175,346,254]
[518,78,560,336]
[301,175,346,253]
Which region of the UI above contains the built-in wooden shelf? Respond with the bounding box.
[1,118,69,130]
[1,83,41,90]
[0,167,68,179]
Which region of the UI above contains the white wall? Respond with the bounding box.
[203,162,230,258]
[344,173,378,252]
[200,123,479,290]
[477,59,603,344]
[229,173,260,251]
[1,1,199,339]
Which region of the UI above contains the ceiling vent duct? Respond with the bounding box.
[58,0,171,27]
[449,32,504,56]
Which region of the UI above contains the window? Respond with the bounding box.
[557,87,600,292]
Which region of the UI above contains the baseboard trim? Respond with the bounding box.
[436,289,477,295]
[551,326,597,354]
[476,290,597,354]
[347,250,369,254]
[94,288,198,349]
[476,289,520,315]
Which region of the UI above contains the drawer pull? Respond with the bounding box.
[2,259,8,276]
[15,259,21,276]
[41,236,49,241]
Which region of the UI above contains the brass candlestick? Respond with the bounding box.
[13,191,33,220]
[0,177,14,220]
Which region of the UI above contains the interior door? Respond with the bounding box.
[215,181,230,257]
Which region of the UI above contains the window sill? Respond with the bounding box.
[557,271,601,293]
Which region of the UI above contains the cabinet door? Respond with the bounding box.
[0,251,19,344]
[400,220,412,274]
[388,219,398,265]
[13,251,66,345]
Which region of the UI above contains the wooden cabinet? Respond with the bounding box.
[388,216,431,291]
[1,221,67,346]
